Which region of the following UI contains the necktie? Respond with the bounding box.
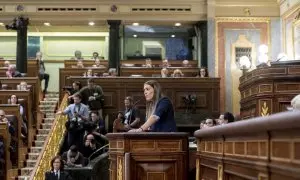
[55,172,59,180]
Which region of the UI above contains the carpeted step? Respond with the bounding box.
[39,100,58,105]
[34,140,45,147]
[25,159,36,167]
[28,153,39,161]
[41,123,52,129]
[43,118,55,124]
[37,129,50,135]
[20,167,34,176]
[36,134,48,141]
[18,176,30,180]
[30,147,42,154]
[43,98,59,101]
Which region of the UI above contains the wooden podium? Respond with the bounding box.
[106,132,189,180]
[239,61,300,119]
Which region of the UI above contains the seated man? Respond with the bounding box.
[182,60,189,67]
[81,134,99,158]
[113,97,141,132]
[144,58,153,68]
[161,59,171,68]
[90,111,105,134]
[108,68,117,77]
[6,65,22,78]
[62,145,88,167]
[72,50,84,61]
[217,112,235,125]
[290,94,300,111]
[36,51,50,93]
[0,110,15,136]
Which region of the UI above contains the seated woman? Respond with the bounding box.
[19,81,29,91]
[129,80,177,132]
[172,69,184,77]
[45,156,73,180]
[10,95,28,138]
[72,60,84,68]
[143,58,153,68]
[161,68,169,78]
[197,67,209,78]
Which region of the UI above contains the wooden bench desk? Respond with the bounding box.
[0,105,24,168]
[66,77,220,133]
[59,67,108,100]
[120,67,199,77]
[0,60,39,77]
[0,91,34,148]
[0,77,42,120]
[0,123,11,180]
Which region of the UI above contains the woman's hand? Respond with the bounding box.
[128,128,143,132]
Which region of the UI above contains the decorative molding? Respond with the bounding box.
[261,101,270,116]
[218,164,223,180]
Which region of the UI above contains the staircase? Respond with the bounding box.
[18,92,59,180]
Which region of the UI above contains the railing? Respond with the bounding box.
[29,93,69,180]
[194,111,300,180]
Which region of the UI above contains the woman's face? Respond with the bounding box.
[144,84,154,101]
[95,59,100,66]
[53,158,61,170]
[11,95,17,104]
[200,68,206,77]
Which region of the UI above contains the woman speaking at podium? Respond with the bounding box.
[129,80,177,132]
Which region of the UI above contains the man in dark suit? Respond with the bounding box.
[6,65,22,78]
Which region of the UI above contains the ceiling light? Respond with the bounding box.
[171,35,176,38]
[133,34,138,38]
[132,22,139,26]
[0,23,4,26]
[44,22,51,26]
[89,22,95,26]
[175,23,181,26]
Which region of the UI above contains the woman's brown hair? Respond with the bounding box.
[50,155,64,171]
[144,80,163,119]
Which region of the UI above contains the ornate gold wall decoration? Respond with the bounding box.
[231,35,256,115]
[218,164,223,180]
[196,159,200,180]
[244,8,251,16]
[118,157,123,180]
[261,102,269,116]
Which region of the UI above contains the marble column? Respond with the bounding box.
[198,21,208,67]
[16,17,29,73]
[107,20,121,70]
